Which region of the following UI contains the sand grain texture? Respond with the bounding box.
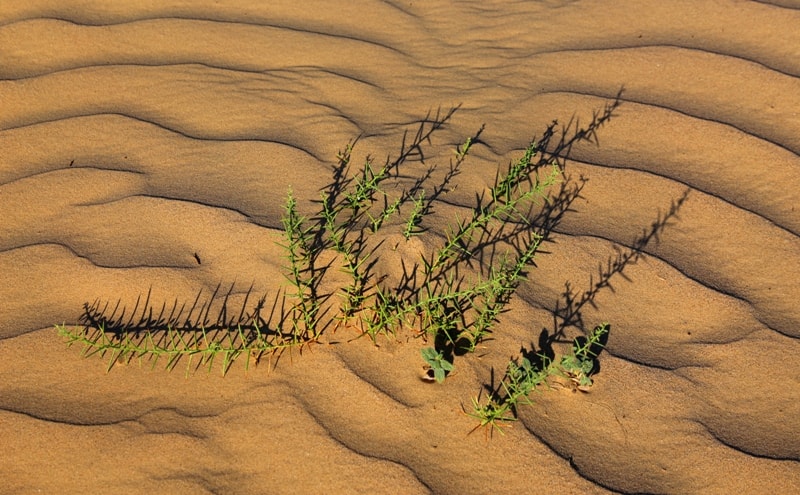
[1,1,799,494]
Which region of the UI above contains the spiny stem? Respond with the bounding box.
[469,323,610,432]
[280,189,320,339]
[56,322,302,376]
[403,189,426,239]
[428,159,560,276]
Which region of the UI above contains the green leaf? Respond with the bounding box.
[421,347,439,366]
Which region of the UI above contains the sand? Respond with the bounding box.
[1,1,799,494]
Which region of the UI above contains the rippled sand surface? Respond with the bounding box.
[2,1,799,493]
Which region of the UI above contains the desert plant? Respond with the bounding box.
[56,121,563,380]
[56,103,622,435]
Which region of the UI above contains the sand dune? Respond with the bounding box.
[1,1,798,494]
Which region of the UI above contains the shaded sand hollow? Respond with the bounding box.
[1,1,799,494]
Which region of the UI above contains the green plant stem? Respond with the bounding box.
[56,323,300,376]
[469,323,610,433]
[280,189,320,339]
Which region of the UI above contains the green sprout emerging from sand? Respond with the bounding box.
[421,347,454,383]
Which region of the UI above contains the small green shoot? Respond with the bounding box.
[421,347,454,383]
[454,136,473,160]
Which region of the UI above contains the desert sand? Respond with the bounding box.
[1,1,799,494]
